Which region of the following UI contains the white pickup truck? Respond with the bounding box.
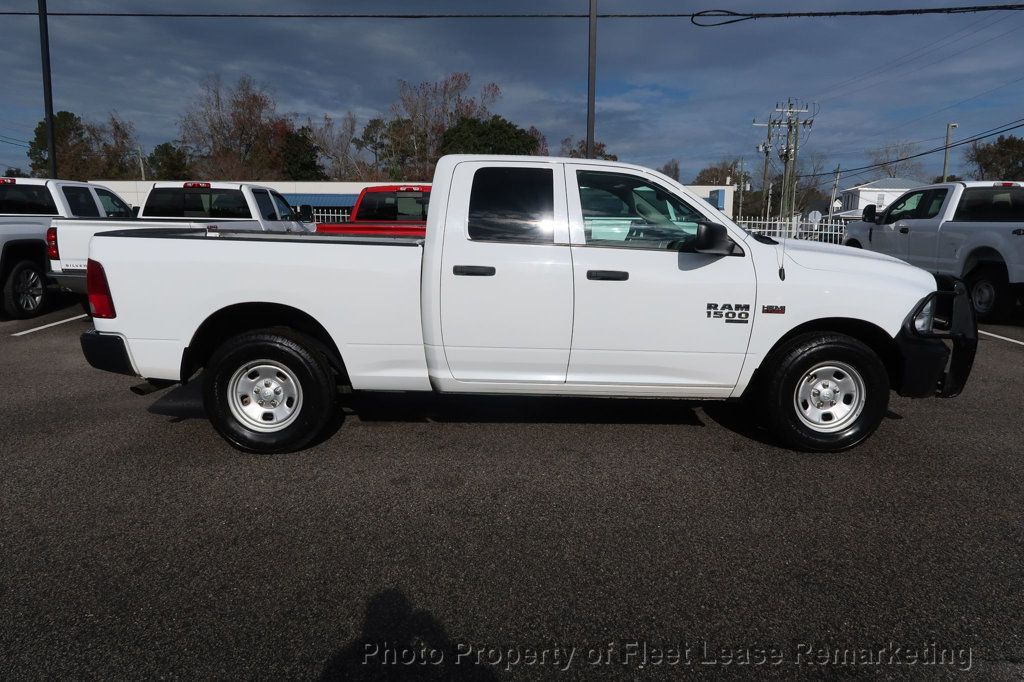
[0,177,132,317]
[49,181,314,293]
[844,181,1024,321]
[80,155,977,453]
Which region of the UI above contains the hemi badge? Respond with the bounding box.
[762,305,786,314]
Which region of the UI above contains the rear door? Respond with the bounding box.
[565,165,755,391]
[439,161,573,382]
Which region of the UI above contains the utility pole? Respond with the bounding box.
[38,0,57,178]
[585,0,597,158]
[827,165,841,220]
[942,122,958,182]
[736,158,745,217]
[773,99,813,229]
[753,115,780,220]
[137,145,146,181]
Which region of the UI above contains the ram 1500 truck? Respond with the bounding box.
[50,181,316,293]
[316,184,430,237]
[0,177,132,317]
[844,181,1024,321]
[80,155,977,454]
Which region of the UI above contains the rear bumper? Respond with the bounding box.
[80,330,138,376]
[894,277,977,398]
[50,271,86,294]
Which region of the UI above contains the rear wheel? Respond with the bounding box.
[203,329,337,453]
[761,333,889,452]
[966,264,1014,323]
[2,259,48,319]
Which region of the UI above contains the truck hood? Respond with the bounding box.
[778,238,935,288]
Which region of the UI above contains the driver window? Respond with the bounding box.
[884,191,925,224]
[577,170,703,250]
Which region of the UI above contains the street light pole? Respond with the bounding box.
[38,0,57,178]
[586,0,597,158]
[942,122,958,182]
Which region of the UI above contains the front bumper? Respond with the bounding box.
[894,276,977,398]
[80,330,138,376]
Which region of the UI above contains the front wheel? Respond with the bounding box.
[761,333,890,452]
[2,260,49,319]
[203,329,337,453]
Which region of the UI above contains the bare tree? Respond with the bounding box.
[180,75,287,179]
[308,112,358,179]
[658,159,680,181]
[868,141,925,180]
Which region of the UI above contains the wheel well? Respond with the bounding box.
[845,239,862,248]
[749,318,903,393]
[963,247,1006,277]
[0,240,46,285]
[181,302,347,383]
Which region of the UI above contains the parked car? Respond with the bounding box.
[844,181,1024,321]
[0,177,132,317]
[316,184,429,237]
[80,155,975,454]
[49,181,315,294]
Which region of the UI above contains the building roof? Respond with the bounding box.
[281,193,359,207]
[843,177,924,192]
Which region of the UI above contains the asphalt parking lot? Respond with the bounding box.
[2,299,1023,679]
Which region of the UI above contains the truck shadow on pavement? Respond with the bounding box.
[319,588,496,681]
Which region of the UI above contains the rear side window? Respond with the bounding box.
[144,188,252,219]
[0,185,59,215]
[253,189,277,220]
[953,187,1024,222]
[62,186,100,217]
[468,167,554,243]
[95,188,132,218]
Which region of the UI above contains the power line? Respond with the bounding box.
[0,5,1023,21]
[692,4,1024,27]
[798,117,1024,177]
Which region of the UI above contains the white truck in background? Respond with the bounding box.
[844,181,1024,321]
[49,181,315,293]
[81,155,976,454]
[0,177,132,318]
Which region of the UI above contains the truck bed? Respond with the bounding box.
[89,227,430,391]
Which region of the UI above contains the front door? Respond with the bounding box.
[876,189,927,261]
[439,161,574,383]
[565,165,755,392]
[905,188,950,270]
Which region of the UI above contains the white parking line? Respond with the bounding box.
[11,314,88,337]
[979,330,1024,347]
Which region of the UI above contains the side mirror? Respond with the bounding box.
[296,204,314,222]
[693,222,735,255]
[862,204,876,223]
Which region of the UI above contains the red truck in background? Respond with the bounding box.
[316,185,429,237]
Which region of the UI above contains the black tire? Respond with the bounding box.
[203,329,337,453]
[2,259,49,319]
[845,239,862,249]
[966,264,1014,323]
[761,333,889,452]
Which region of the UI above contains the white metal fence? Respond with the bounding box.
[734,217,846,244]
[312,207,350,223]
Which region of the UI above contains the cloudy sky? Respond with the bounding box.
[1,0,1022,187]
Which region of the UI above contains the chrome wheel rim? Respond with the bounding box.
[971,280,995,314]
[227,360,303,433]
[793,361,866,434]
[15,268,44,312]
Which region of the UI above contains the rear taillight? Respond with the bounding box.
[86,259,116,319]
[46,227,59,260]
[183,181,211,188]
